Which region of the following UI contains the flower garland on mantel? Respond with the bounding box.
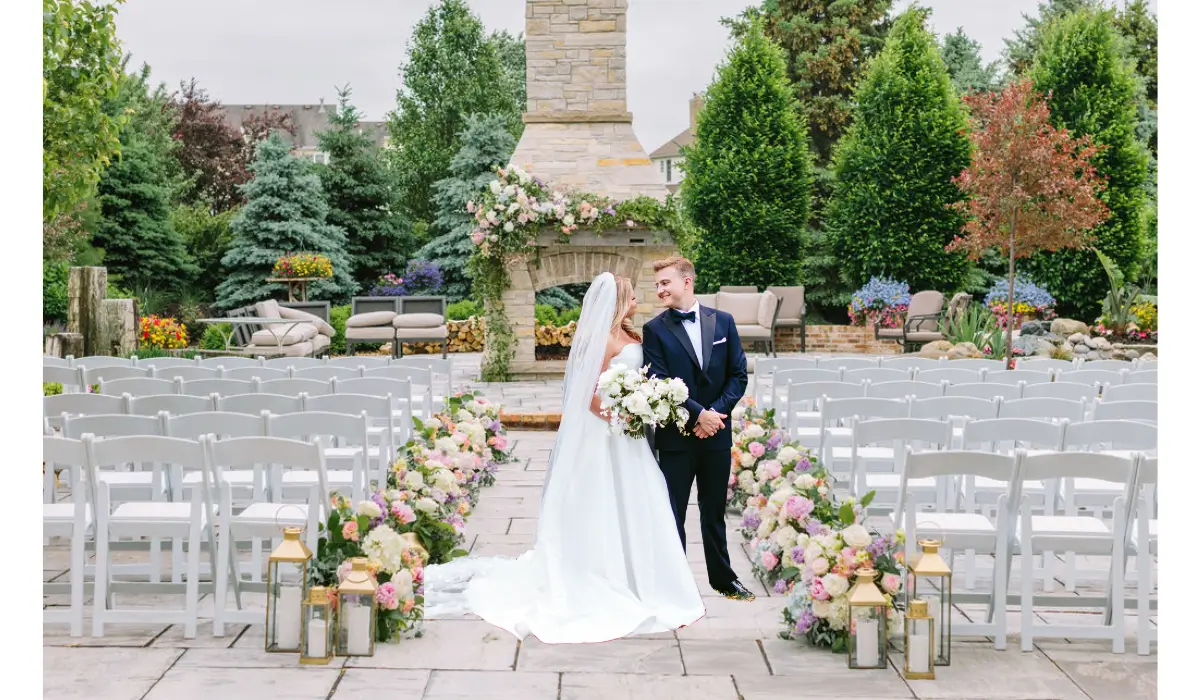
[466,165,695,381]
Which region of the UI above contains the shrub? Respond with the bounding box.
[848,277,910,328]
[44,383,63,396]
[446,299,482,320]
[201,323,232,351]
[43,260,69,323]
[140,315,189,349]
[329,304,351,355]
[557,306,582,325]
[983,276,1057,324]
[534,304,560,327]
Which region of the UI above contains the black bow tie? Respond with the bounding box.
[669,308,696,323]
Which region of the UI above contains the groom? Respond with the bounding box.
[642,256,755,601]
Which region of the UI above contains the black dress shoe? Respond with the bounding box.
[716,580,756,601]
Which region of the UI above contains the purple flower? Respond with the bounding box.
[774,579,789,594]
[791,545,805,564]
[796,609,817,634]
[741,511,762,530]
[489,420,502,432]
[784,495,815,522]
[796,457,812,472]
[766,433,783,451]
[805,520,823,536]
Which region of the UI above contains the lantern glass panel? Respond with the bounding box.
[904,606,935,679]
[266,560,306,652]
[300,587,335,664]
[849,604,888,669]
[337,593,376,657]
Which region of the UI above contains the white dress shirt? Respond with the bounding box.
[680,300,703,370]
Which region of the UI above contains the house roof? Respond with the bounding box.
[649,127,693,159]
[221,104,390,150]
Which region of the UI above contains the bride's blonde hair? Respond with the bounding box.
[611,276,641,342]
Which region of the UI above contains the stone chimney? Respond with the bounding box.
[689,93,705,131]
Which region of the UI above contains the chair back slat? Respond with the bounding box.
[179,378,255,397]
[913,367,984,385]
[256,378,331,397]
[84,365,150,385]
[1063,419,1156,452]
[126,393,215,416]
[165,411,267,440]
[1021,381,1099,402]
[98,377,177,397]
[221,366,289,382]
[151,366,219,382]
[962,418,1065,451]
[910,395,1000,421]
[62,413,161,439]
[1102,383,1156,402]
[217,393,304,415]
[945,382,1022,401]
[984,369,1053,385]
[1092,400,1157,423]
[844,367,913,384]
[293,366,364,381]
[865,380,944,400]
[998,397,1087,422]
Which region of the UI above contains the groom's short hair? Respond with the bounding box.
[653,256,695,280]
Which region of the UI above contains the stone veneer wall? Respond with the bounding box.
[770,325,902,355]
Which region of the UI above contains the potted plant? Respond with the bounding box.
[984,276,1056,330]
[268,252,334,301]
[848,277,911,329]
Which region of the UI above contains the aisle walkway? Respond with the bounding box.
[44,432,1155,700]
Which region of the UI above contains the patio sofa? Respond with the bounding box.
[694,290,782,356]
[224,299,335,357]
[345,296,448,358]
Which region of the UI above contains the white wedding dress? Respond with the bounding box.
[423,274,705,644]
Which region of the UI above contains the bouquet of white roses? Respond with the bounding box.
[595,363,690,438]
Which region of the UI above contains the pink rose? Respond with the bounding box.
[763,460,782,481]
[411,565,424,584]
[761,551,779,570]
[337,560,353,582]
[375,582,399,611]
[342,521,359,542]
[810,576,829,600]
[882,573,902,594]
[391,502,417,525]
[402,598,415,614]
[811,557,830,576]
[748,442,766,458]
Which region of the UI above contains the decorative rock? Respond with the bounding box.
[1086,350,1101,360]
[1035,338,1058,355]
[1095,337,1112,351]
[1141,352,1156,362]
[920,340,954,356]
[1068,333,1087,345]
[951,341,983,358]
[1051,318,1090,337]
[1020,321,1047,336]
[1083,336,1099,350]
[947,292,973,324]
[1072,343,1089,355]
[1122,349,1139,360]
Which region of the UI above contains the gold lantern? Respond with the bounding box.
[908,538,951,666]
[299,586,335,665]
[336,557,378,657]
[847,568,888,670]
[266,526,311,653]
[904,599,935,680]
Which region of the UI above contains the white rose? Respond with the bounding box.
[489,180,501,194]
[434,437,459,454]
[842,524,872,549]
[503,221,514,233]
[745,424,766,439]
[756,518,775,539]
[804,544,823,566]
[773,525,799,550]
[794,474,817,489]
[433,469,456,491]
[821,573,850,599]
[422,417,442,432]
[414,497,438,514]
[777,446,799,465]
[812,599,832,619]
[391,569,414,599]
[356,500,382,519]
[768,487,794,506]
[563,213,576,227]
[737,470,755,487]
[403,471,424,490]
[731,405,747,421]
[386,490,404,503]
[739,452,757,468]
[795,533,810,549]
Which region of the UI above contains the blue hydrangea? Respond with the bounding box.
[850,277,911,313]
[984,276,1056,309]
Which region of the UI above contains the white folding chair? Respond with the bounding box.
[1102,383,1156,403]
[303,393,397,486]
[180,378,254,398]
[751,357,819,408]
[335,377,414,445]
[268,411,372,501]
[98,377,177,397]
[327,355,391,369]
[896,449,1019,651]
[844,367,913,385]
[199,355,262,369]
[1131,455,1157,655]
[948,359,1008,373]
[983,369,1054,386]
[60,413,167,502]
[257,377,332,397]
[865,380,945,400]
[363,365,435,418]
[204,436,330,636]
[816,356,880,371]
[126,393,216,416]
[83,365,150,386]
[74,356,134,370]
[818,397,910,480]
[848,418,951,513]
[164,411,270,502]
[135,356,199,370]
[44,365,83,393]
[43,436,93,637]
[150,366,219,382]
[44,393,125,429]
[292,365,364,381]
[220,366,289,382]
[44,355,72,368]
[1015,357,1078,372]
[998,397,1087,422]
[772,369,843,430]
[1012,450,1137,653]
[86,435,215,639]
[1083,360,1137,372]
[264,356,325,370]
[881,356,946,372]
[217,392,304,415]
[1060,369,1127,387]
[394,356,454,409]
[910,395,1001,449]
[1092,400,1157,424]
[915,367,985,386]
[1125,370,1157,384]
[784,380,863,445]
[1021,381,1099,402]
[946,382,1022,401]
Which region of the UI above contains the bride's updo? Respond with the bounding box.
[610,276,641,342]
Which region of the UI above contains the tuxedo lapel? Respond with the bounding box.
[700,306,716,372]
[662,314,701,369]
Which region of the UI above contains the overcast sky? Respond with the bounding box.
[113,0,1155,154]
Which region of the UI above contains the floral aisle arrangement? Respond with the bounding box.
[139,315,188,350]
[848,277,911,328]
[272,252,334,279]
[780,521,906,651]
[727,400,787,510]
[595,364,691,438]
[984,276,1057,328]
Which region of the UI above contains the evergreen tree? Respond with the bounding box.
[417,113,517,303]
[316,85,413,286]
[826,7,972,296]
[216,133,356,309]
[388,0,523,224]
[681,19,812,292]
[1003,0,1101,75]
[941,27,999,95]
[1024,8,1148,319]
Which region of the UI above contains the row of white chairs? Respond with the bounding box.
[45,433,337,639]
[893,448,1156,654]
[750,355,1154,375]
[44,353,451,374]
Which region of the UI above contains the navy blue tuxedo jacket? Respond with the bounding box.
[641,305,748,452]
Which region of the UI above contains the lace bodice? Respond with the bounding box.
[608,343,643,371]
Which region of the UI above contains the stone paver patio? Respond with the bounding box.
[45,429,1156,699]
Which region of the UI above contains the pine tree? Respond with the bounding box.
[417,114,516,303]
[316,86,413,286]
[1024,8,1148,319]
[216,133,356,309]
[681,19,812,292]
[826,8,972,296]
[1003,0,1102,75]
[941,27,999,95]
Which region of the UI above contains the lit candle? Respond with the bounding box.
[277,586,301,649]
[908,628,931,674]
[346,604,371,655]
[307,618,327,658]
[856,618,879,665]
[922,595,941,657]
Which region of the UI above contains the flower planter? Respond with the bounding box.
[265,277,325,302]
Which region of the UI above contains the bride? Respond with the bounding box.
[423,272,705,643]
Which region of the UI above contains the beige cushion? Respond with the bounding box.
[248,340,314,357]
[255,299,282,319]
[250,323,318,347]
[393,313,446,329]
[312,334,331,354]
[346,311,397,328]
[757,291,779,328]
[346,326,397,341]
[907,331,946,343]
[716,292,761,325]
[768,286,805,322]
[907,291,945,332]
[394,325,448,341]
[277,306,335,337]
[696,294,718,308]
[736,324,772,340]
[877,328,904,339]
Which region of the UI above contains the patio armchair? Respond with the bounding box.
[767,285,806,353]
[873,290,947,352]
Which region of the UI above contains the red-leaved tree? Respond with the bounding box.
[949,78,1110,364]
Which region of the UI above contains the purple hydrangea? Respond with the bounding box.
[806,520,823,536]
[774,580,789,594]
[796,457,812,472]
[796,609,817,634]
[766,433,783,451]
[741,511,762,530]
[791,545,805,564]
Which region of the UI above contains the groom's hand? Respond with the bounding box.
[695,409,727,438]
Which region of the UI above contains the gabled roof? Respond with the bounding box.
[649,127,693,159]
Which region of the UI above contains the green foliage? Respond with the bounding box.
[445,299,481,320]
[1096,249,1140,335]
[216,133,357,309]
[316,86,414,286]
[940,302,999,347]
[534,304,581,327]
[826,8,971,296]
[388,0,523,223]
[1024,8,1149,319]
[535,287,578,310]
[419,113,518,302]
[172,203,237,300]
[43,261,70,323]
[941,27,999,94]
[329,304,351,355]
[1003,0,1103,75]
[681,19,812,293]
[43,0,127,223]
[200,323,231,351]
